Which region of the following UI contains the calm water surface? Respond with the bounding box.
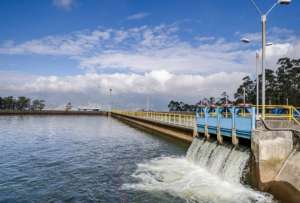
[0,116,188,203]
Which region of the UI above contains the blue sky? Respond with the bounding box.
[0,0,299,109]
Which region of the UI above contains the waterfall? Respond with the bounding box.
[124,137,276,203]
[186,137,250,183]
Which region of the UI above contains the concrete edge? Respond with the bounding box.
[112,114,193,143]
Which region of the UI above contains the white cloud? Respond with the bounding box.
[53,0,74,10]
[194,36,215,42]
[127,12,150,20]
[79,36,254,74]
[0,70,246,109]
[0,30,111,56]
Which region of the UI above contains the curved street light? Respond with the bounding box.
[249,0,291,119]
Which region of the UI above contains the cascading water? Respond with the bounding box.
[124,137,277,203]
[186,137,249,183]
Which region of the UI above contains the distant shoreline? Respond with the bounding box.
[0,110,108,116]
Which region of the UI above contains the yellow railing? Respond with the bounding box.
[112,110,195,128]
[112,105,300,129]
[292,106,300,126]
[259,105,292,120]
[258,105,300,126]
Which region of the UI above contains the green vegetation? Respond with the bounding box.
[235,57,300,105]
[0,96,45,111]
[168,92,231,112]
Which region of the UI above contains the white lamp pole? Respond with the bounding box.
[109,88,112,112]
[250,0,291,119]
[256,52,259,118]
[240,42,271,119]
[243,87,246,106]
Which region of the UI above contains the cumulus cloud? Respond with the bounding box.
[0,70,246,109]
[127,12,150,20]
[53,0,74,10]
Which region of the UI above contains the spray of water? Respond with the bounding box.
[124,137,276,203]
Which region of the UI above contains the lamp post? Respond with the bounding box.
[109,88,112,113]
[240,40,272,119]
[146,95,150,111]
[255,52,259,118]
[249,0,291,119]
[243,87,246,106]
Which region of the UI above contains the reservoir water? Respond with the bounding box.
[0,116,276,202]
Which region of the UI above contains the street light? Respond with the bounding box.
[249,0,291,119]
[241,38,273,46]
[243,87,246,106]
[240,40,272,118]
[279,0,292,5]
[241,38,251,43]
[109,88,112,112]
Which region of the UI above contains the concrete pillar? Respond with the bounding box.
[193,123,198,137]
[205,124,210,140]
[232,128,239,146]
[217,125,223,144]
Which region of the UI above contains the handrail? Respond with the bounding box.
[260,119,300,138]
[257,105,294,121]
[112,110,195,128]
[291,106,300,126]
[112,104,300,130]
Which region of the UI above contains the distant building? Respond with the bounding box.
[78,104,102,112]
[65,102,72,111]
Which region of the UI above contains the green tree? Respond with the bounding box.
[0,97,3,110]
[16,96,31,111]
[234,76,255,104]
[265,69,277,104]
[3,96,16,110]
[276,58,300,105]
[235,57,300,106]
[168,100,178,112]
[217,91,231,105]
[31,99,45,111]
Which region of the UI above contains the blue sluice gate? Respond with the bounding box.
[196,106,256,139]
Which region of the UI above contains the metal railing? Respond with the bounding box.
[112,110,195,128]
[256,105,300,127]
[258,105,297,118]
[112,105,300,130]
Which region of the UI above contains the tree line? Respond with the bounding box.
[168,92,232,112]
[168,57,299,112]
[234,57,300,105]
[0,96,45,111]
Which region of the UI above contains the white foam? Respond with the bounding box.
[124,138,277,203]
